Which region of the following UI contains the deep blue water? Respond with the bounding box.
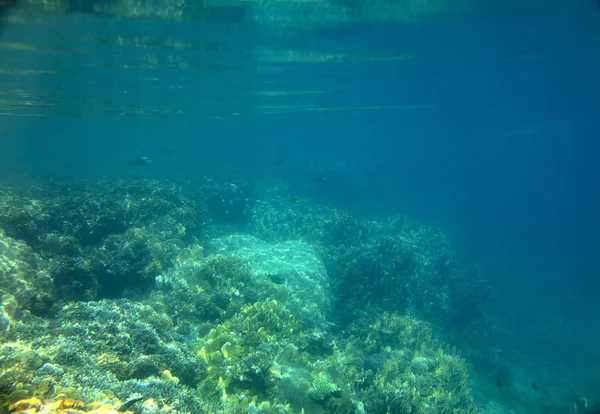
[2,0,600,410]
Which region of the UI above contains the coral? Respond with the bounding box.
[0,232,55,317]
[1,300,208,412]
[248,191,490,334]
[6,395,131,413]
[307,375,338,401]
[311,312,476,413]
[154,255,254,327]
[207,234,332,328]
[199,176,254,227]
[0,178,485,413]
[0,180,202,302]
[0,292,19,334]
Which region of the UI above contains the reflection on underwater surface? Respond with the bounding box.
[1,0,597,119]
[0,0,461,117]
[1,0,600,413]
[0,12,415,118]
[1,0,554,118]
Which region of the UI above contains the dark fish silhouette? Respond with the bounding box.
[290,197,300,204]
[531,381,538,391]
[117,396,144,412]
[268,274,286,285]
[131,156,153,166]
[495,378,503,388]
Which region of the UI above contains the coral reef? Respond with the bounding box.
[5,395,131,413]
[330,312,477,413]
[153,253,254,327]
[0,180,198,301]
[0,178,485,413]
[1,301,208,412]
[207,234,332,328]
[0,178,255,302]
[0,231,55,317]
[249,195,490,331]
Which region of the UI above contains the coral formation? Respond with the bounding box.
[249,197,490,330]
[0,178,485,413]
[0,231,55,317]
[5,395,130,413]
[207,234,332,327]
[0,301,208,412]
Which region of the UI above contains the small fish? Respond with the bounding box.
[131,156,153,166]
[290,197,300,204]
[117,396,144,412]
[531,381,538,391]
[495,378,503,388]
[272,158,284,167]
[317,172,328,183]
[268,274,286,285]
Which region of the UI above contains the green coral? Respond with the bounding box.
[195,299,311,409]
[307,375,338,401]
[310,312,476,414]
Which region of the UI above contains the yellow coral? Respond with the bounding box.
[160,369,179,384]
[9,397,42,412]
[221,342,243,359]
[7,396,132,414]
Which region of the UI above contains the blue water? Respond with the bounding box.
[2,0,600,411]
